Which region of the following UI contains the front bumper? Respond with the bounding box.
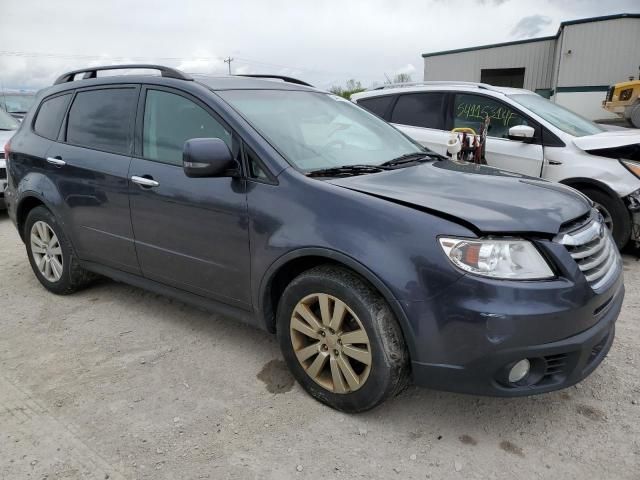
[0,175,6,210]
[405,237,623,396]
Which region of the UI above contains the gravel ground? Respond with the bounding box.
[1,211,639,480]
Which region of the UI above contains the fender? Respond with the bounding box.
[559,177,623,200]
[258,246,416,358]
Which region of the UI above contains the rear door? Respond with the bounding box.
[452,93,544,177]
[128,86,251,308]
[45,85,141,274]
[388,92,450,155]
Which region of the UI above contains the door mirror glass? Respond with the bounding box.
[183,138,238,178]
[508,125,536,141]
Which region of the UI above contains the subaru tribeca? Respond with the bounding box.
[4,65,623,412]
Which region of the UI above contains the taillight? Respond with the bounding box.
[3,140,10,161]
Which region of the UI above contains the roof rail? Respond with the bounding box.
[53,64,193,85]
[234,74,313,87]
[371,80,495,91]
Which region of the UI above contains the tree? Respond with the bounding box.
[392,73,412,84]
[329,79,366,99]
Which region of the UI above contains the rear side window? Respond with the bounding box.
[66,88,136,154]
[142,89,231,166]
[357,95,395,118]
[34,94,71,140]
[390,92,446,129]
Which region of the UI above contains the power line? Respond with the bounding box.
[0,50,379,80]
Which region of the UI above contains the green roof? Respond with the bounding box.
[422,13,640,58]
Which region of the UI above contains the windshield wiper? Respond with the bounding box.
[307,164,390,178]
[380,151,445,167]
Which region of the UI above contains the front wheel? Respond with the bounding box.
[581,188,630,249]
[276,265,409,413]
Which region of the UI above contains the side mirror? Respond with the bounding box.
[183,138,239,178]
[508,125,536,142]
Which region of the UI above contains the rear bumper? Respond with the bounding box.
[411,281,622,396]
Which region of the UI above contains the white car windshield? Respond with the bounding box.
[218,90,424,171]
[508,93,604,137]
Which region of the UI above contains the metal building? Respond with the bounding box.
[422,13,640,120]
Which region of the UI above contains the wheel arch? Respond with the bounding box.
[16,193,50,242]
[559,177,622,201]
[259,248,412,351]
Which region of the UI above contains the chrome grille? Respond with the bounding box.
[559,218,620,290]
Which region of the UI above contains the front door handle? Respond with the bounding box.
[46,156,66,166]
[131,175,159,188]
[548,160,563,165]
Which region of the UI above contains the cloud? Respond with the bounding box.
[510,15,553,38]
[1,0,638,90]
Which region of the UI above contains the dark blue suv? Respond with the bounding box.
[4,65,624,412]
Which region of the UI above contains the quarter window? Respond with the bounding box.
[390,93,446,129]
[453,94,530,139]
[143,89,231,166]
[66,88,136,154]
[34,94,72,140]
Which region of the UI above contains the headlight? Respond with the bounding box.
[621,159,640,179]
[0,159,5,169]
[439,237,554,280]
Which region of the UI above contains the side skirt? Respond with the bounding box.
[79,260,264,331]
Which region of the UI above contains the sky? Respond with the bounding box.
[1,0,639,91]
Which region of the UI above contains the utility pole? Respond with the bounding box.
[224,57,234,75]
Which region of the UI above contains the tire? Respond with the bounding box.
[276,265,409,413]
[24,206,94,295]
[580,188,630,249]
[630,103,640,129]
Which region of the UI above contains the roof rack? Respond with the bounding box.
[371,80,495,91]
[234,74,313,87]
[53,64,193,85]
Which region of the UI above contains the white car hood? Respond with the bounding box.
[573,129,640,151]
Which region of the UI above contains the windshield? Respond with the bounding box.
[1,93,36,114]
[508,93,604,137]
[217,90,423,171]
[0,108,19,130]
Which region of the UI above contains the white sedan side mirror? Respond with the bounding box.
[508,125,536,142]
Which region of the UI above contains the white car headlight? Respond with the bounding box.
[439,237,554,280]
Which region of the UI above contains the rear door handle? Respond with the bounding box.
[548,160,563,165]
[131,175,159,188]
[46,157,66,166]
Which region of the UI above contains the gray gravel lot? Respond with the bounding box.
[1,211,639,479]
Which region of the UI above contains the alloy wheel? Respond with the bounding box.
[290,293,372,394]
[30,221,64,282]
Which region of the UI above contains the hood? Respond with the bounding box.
[328,161,591,235]
[573,129,640,151]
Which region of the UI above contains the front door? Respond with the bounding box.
[129,87,251,308]
[452,93,544,177]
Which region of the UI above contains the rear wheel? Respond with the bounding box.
[276,265,409,412]
[24,206,94,294]
[580,188,630,249]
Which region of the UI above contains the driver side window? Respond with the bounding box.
[453,93,530,139]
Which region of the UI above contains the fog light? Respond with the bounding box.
[508,359,531,383]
